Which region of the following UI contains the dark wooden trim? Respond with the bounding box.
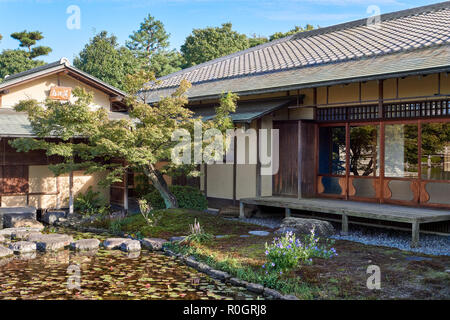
[233,134,237,205]
[379,121,385,203]
[256,119,262,197]
[345,123,350,200]
[417,120,422,204]
[297,121,302,198]
[204,164,208,197]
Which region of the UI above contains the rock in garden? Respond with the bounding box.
[8,241,36,254]
[42,211,66,225]
[246,283,264,294]
[282,294,299,300]
[0,227,42,238]
[11,230,41,240]
[0,246,14,258]
[103,238,129,250]
[196,262,211,273]
[120,239,141,252]
[263,288,284,299]
[71,239,100,251]
[276,217,335,238]
[207,269,231,280]
[229,277,248,287]
[248,230,270,236]
[11,219,44,231]
[28,234,73,251]
[169,236,186,242]
[141,238,168,251]
[36,240,67,252]
[0,235,5,243]
[1,208,36,228]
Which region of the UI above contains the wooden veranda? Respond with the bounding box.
[240,196,450,247]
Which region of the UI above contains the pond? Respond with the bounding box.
[0,230,262,300]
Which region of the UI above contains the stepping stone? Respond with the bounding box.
[141,238,168,251]
[28,234,73,252]
[10,219,44,231]
[248,230,270,236]
[42,211,66,225]
[120,240,141,252]
[239,235,250,238]
[11,230,41,240]
[169,236,186,242]
[71,239,100,251]
[246,283,264,294]
[0,235,4,243]
[0,246,13,258]
[215,235,228,239]
[103,238,129,250]
[0,227,42,238]
[8,241,36,254]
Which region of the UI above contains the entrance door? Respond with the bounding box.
[272,121,298,197]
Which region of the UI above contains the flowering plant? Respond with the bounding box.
[263,228,337,274]
[181,218,213,244]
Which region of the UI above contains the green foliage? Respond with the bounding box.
[180,218,213,244]
[126,14,182,78]
[263,229,337,274]
[269,24,316,41]
[74,186,109,216]
[141,185,207,211]
[248,34,269,47]
[138,198,163,227]
[109,219,123,234]
[74,31,142,91]
[181,23,249,67]
[0,49,45,80]
[10,30,52,59]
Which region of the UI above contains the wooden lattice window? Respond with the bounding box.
[0,165,29,194]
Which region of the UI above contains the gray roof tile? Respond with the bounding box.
[146,2,450,100]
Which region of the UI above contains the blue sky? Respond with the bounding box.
[0,0,438,63]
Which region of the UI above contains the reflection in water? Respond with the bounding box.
[421,166,450,180]
[0,231,261,300]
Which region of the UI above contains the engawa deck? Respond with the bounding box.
[239,197,450,247]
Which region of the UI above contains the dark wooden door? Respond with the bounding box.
[273,121,298,197]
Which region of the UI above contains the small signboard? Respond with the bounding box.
[49,86,72,101]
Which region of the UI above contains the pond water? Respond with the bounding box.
[0,230,262,300]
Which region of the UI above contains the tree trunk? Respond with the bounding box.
[143,164,178,208]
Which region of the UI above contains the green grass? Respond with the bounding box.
[88,208,265,239]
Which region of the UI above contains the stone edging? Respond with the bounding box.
[162,248,299,300]
[63,225,299,300]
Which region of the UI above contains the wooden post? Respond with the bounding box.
[285,207,291,218]
[256,119,262,198]
[239,201,245,218]
[411,221,420,248]
[123,171,129,214]
[341,214,349,235]
[68,171,74,215]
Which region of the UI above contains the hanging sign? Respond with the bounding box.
[49,86,72,101]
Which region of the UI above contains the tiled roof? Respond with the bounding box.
[0,108,130,137]
[146,2,450,101]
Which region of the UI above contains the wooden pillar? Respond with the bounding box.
[379,122,385,203]
[341,214,349,235]
[239,201,245,218]
[68,171,74,215]
[411,221,420,248]
[256,119,262,198]
[345,123,350,200]
[123,171,129,213]
[285,207,291,218]
[378,80,384,118]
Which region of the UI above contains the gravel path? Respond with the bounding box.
[331,225,450,256]
[205,210,449,256]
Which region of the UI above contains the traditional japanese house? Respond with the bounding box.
[0,58,129,212]
[144,2,450,245]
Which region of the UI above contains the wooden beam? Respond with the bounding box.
[233,134,237,206]
[411,221,420,248]
[239,201,245,218]
[285,207,291,218]
[342,214,349,235]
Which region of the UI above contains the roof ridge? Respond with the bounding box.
[292,1,450,40]
[154,1,450,84]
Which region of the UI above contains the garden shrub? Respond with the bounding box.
[142,185,207,211]
[74,186,110,216]
[263,228,337,274]
[180,218,213,244]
